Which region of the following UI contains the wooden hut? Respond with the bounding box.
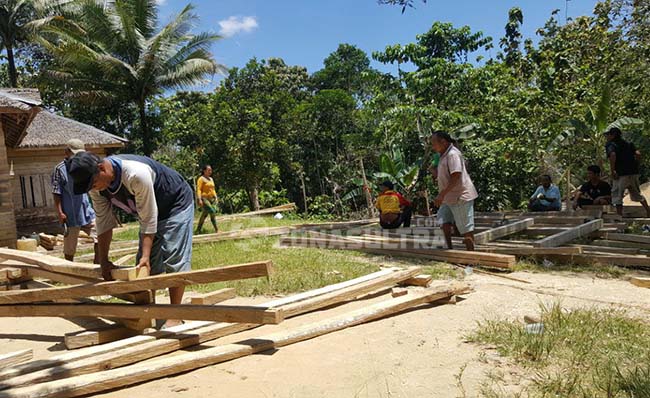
[0,89,127,246]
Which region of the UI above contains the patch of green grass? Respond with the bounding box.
[468,302,650,397]
[111,215,324,242]
[189,236,379,297]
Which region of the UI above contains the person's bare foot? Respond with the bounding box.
[161,319,184,329]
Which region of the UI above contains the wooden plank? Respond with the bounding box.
[0,283,468,398]
[0,350,32,370]
[478,246,583,255]
[591,240,650,250]
[568,244,640,255]
[0,249,101,279]
[630,277,650,288]
[280,237,515,268]
[189,288,236,305]
[0,268,419,389]
[532,219,604,248]
[605,233,650,245]
[400,274,432,287]
[473,218,534,245]
[0,303,283,324]
[110,267,149,281]
[0,261,273,304]
[64,327,141,350]
[390,287,408,297]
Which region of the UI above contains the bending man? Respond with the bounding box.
[68,152,194,328]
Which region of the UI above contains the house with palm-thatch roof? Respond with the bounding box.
[0,89,127,247]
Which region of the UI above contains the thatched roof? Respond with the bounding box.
[0,88,127,150]
[18,110,128,149]
[0,90,41,147]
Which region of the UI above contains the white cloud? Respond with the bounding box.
[218,16,258,37]
[155,0,166,5]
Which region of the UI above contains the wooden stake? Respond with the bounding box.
[189,288,236,305]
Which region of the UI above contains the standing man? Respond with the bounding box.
[68,152,194,328]
[572,165,612,209]
[431,131,478,251]
[375,181,413,229]
[51,139,98,262]
[605,127,650,217]
[528,175,562,212]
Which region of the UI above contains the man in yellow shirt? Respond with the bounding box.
[375,181,413,229]
[196,165,218,233]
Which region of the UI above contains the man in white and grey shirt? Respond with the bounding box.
[68,152,194,328]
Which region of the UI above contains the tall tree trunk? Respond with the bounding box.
[248,185,260,211]
[6,44,17,88]
[138,99,153,156]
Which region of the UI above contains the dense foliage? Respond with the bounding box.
[2,0,649,214]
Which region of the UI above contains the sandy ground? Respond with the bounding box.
[2,270,650,398]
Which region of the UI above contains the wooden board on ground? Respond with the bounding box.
[605,233,650,245]
[473,218,534,245]
[279,237,515,269]
[0,350,32,370]
[400,274,432,287]
[0,303,283,324]
[0,261,273,305]
[0,249,101,279]
[630,277,650,288]
[190,288,236,305]
[477,246,583,256]
[65,327,141,350]
[532,219,604,248]
[0,284,468,398]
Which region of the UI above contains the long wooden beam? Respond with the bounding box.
[0,249,101,279]
[473,218,534,244]
[0,351,32,370]
[0,303,282,324]
[64,327,140,350]
[604,233,650,245]
[630,277,650,288]
[532,219,604,248]
[0,283,468,398]
[0,261,272,305]
[0,268,419,389]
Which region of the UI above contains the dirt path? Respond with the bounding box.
[2,271,650,398]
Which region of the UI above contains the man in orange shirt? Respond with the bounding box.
[375,181,413,229]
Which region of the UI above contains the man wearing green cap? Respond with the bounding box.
[51,139,98,262]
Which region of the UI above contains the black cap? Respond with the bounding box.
[380,181,394,190]
[67,152,100,194]
[604,127,621,136]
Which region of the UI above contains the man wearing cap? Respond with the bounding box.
[605,127,650,217]
[374,181,413,229]
[68,152,194,327]
[51,139,98,262]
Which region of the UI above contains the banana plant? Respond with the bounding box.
[342,145,418,202]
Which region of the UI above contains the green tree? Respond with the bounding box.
[0,0,34,87]
[36,0,222,156]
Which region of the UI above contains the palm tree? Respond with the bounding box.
[35,0,223,155]
[0,0,34,87]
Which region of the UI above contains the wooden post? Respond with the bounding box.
[359,158,374,218]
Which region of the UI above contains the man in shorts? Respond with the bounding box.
[51,139,98,262]
[431,131,478,251]
[68,152,194,328]
[605,127,650,217]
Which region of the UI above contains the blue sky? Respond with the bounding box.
[157,0,600,88]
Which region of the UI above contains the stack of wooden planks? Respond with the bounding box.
[0,264,469,397]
